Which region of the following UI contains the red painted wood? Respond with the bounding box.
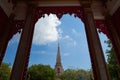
[0,7,8,39]
[2,6,109,40]
[112,7,120,38]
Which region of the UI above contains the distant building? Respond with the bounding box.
[55,43,64,77]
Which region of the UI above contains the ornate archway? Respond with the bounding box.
[1,0,120,80]
[9,2,111,80]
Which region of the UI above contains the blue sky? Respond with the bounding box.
[3,14,109,70]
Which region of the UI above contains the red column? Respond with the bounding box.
[81,1,111,80]
[10,5,36,80]
[0,13,15,66]
[106,15,120,66]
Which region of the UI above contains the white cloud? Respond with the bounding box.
[67,40,77,46]
[58,28,63,34]
[64,35,70,39]
[72,29,77,34]
[73,40,77,46]
[33,14,61,45]
[63,53,70,56]
[61,35,77,46]
[62,35,70,40]
[58,28,63,39]
[31,50,46,54]
[71,28,81,37]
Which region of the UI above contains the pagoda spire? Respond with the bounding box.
[56,42,61,64]
[55,41,64,77]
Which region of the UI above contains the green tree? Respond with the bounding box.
[105,40,120,80]
[0,63,11,80]
[60,68,90,80]
[28,64,55,80]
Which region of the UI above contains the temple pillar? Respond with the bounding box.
[105,14,120,66]
[0,13,15,66]
[81,1,110,80]
[10,5,35,80]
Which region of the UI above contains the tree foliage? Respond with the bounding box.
[28,64,55,80]
[105,40,120,80]
[0,63,11,80]
[60,69,91,80]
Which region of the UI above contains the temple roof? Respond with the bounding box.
[11,0,101,6]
